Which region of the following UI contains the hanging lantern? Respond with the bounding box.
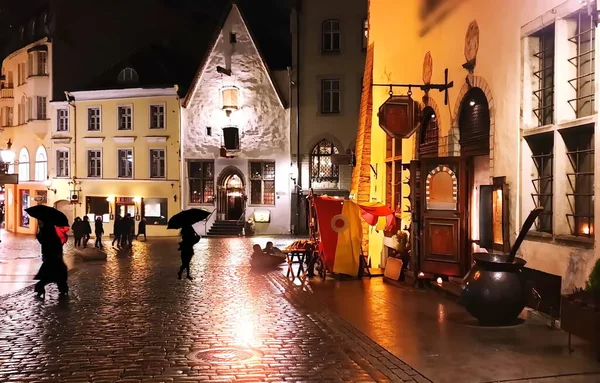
[221,86,239,112]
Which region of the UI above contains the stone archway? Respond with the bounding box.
[448,75,495,171]
[216,166,246,221]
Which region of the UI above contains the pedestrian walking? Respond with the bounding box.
[120,215,130,248]
[94,216,104,248]
[34,222,69,299]
[72,217,83,247]
[112,215,122,247]
[127,214,135,246]
[136,218,147,241]
[177,225,200,280]
[82,216,92,248]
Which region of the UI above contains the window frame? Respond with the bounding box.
[87,148,103,178]
[525,133,554,234]
[362,18,368,50]
[188,160,215,205]
[56,148,70,178]
[87,106,102,132]
[117,68,139,84]
[309,139,340,185]
[149,103,166,129]
[532,24,555,127]
[34,145,47,181]
[18,147,30,182]
[567,11,596,118]
[57,108,69,132]
[322,19,341,53]
[149,148,166,179]
[249,161,276,206]
[117,104,133,131]
[143,197,168,226]
[117,148,134,179]
[36,96,46,120]
[320,79,341,114]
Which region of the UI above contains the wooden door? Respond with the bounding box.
[420,158,467,276]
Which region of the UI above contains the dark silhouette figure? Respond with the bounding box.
[82,216,92,248]
[177,226,200,280]
[112,215,122,247]
[94,217,104,248]
[120,214,130,247]
[136,218,147,241]
[34,222,69,299]
[71,217,83,247]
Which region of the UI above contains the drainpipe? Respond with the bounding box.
[294,3,301,234]
[65,91,76,216]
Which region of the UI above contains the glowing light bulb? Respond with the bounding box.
[437,277,443,284]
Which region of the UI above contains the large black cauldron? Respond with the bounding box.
[461,253,527,325]
[460,207,543,325]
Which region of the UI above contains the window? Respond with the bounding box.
[143,198,168,225]
[28,53,34,77]
[17,63,26,85]
[310,139,339,184]
[3,106,13,127]
[568,11,596,118]
[18,96,26,124]
[34,146,47,181]
[18,148,29,182]
[20,190,29,228]
[188,161,214,204]
[57,109,69,131]
[87,150,102,178]
[117,68,139,84]
[85,197,109,222]
[322,19,341,52]
[321,79,341,114]
[222,127,240,150]
[532,24,555,127]
[385,135,402,212]
[150,149,166,178]
[37,51,47,75]
[87,107,101,131]
[117,149,133,178]
[56,150,69,177]
[250,161,275,205]
[563,124,594,237]
[150,105,165,129]
[526,133,553,233]
[36,96,46,119]
[362,18,368,50]
[118,106,132,130]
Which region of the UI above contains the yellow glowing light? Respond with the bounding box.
[133,197,142,203]
[436,277,443,284]
[106,196,115,202]
[583,225,590,235]
[418,272,425,277]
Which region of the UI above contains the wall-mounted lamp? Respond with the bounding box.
[221,86,239,117]
[106,196,115,214]
[44,177,56,194]
[133,196,142,215]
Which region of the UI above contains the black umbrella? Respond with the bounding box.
[25,205,69,227]
[167,208,211,229]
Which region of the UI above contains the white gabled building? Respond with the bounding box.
[181,4,292,236]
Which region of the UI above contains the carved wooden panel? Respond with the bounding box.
[422,217,461,275]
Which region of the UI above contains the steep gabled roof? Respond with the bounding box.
[183,4,287,109]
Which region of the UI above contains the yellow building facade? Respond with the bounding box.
[365,0,600,292]
[48,87,181,237]
[0,37,52,235]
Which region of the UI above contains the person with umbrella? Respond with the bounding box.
[168,208,210,280]
[26,205,70,299]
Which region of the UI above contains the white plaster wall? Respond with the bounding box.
[182,5,291,235]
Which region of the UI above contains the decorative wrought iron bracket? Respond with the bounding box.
[372,68,454,105]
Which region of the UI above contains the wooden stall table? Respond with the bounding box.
[282,240,315,281]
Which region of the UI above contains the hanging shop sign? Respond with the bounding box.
[378,95,421,139]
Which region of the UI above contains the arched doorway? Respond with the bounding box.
[217,167,246,221]
[54,199,74,230]
[458,87,490,157]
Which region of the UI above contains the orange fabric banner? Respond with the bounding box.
[314,196,362,276]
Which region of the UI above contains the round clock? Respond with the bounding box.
[422,51,433,85]
[464,20,479,63]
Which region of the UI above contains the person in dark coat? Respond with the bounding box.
[82,216,92,248]
[94,217,104,248]
[177,226,200,280]
[136,218,147,241]
[34,222,69,299]
[120,215,130,248]
[112,215,122,247]
[128,215,135,246]
[71,217,83,247]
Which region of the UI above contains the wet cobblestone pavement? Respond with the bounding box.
[0,236,429,382]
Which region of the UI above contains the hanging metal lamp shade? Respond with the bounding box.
[221,86,239,111]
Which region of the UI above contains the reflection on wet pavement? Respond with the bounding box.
[0,236,424,382]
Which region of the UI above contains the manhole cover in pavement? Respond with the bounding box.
[187,347,263,364]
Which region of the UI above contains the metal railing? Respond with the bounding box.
[203,209,216,235]
[0,88,13,99]
[236,208,247,224]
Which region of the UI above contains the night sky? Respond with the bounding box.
[0,0,293,99]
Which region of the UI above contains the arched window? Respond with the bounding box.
[18,147,29,182]
[35,146,47,181]
[322,20,341,52]
[310,139,339,184]
[419,106,439,157]
[117,68,139,84]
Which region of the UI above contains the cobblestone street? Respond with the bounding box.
[0,236,429,383]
